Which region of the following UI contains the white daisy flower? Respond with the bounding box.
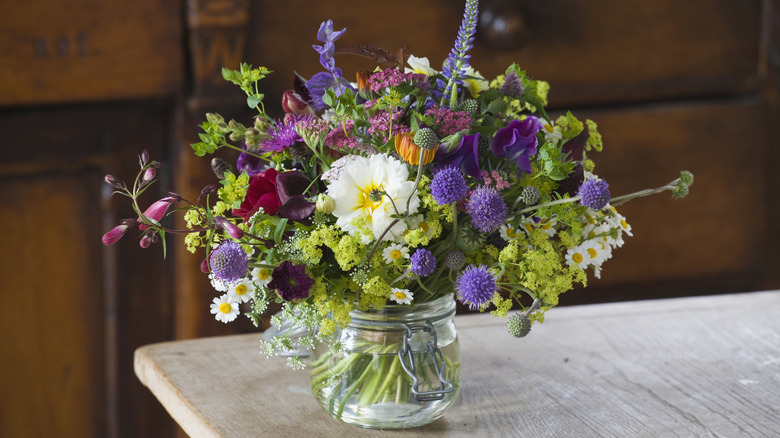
[382,243,409,264]
[328,154,419,243]
[209,273,231,292]
[389,288,413,305]
[229,278,254,303]
[251,267,273,288]
[565,241,598,270]
[406,214,433,237]
[499,223,520,241]
[522,215,557,237]
[583,240,610,266]
[541,119,563,144]
[405,55,437,76]
[210,294,240,323]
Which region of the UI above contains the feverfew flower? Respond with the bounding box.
[251,266,273,288]
[382,243,409,264]
[565,241,599,270]
[229,278,255,303]
[389,288,413,305]
[499,222,520,241]
[328,154,419,243]
[210,294,240,323]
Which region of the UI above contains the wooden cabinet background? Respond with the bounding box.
[1,1,778,437]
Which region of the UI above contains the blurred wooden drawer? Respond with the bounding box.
[0,0,182,106]
[247,0,761,109]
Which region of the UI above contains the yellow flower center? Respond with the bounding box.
[394,291,407,300]
[572,253,583,264]
[256,268,269,280]
[218,302,232,314]
[544,124,554,133]
[235,284,247,296]
[620,219,629,229]
[359,184,384,213]
[587,248,598,258]
[506,227,516,238]
[390,249,402,260]
[419,221,430,233]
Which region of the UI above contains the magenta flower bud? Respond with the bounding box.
[138,197,175,230]
[139,149,150,166]
[102,224,129,245]
[214,216,244,240]
[141,167,156,184]
[200,184,218,197]
[200,257,210,273]
[281,90,310,115]
[104,174,124,189]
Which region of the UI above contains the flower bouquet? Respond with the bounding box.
[103,0,692,428]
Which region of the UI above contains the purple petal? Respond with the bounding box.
[277,195,316,220]
[276,170,314,204]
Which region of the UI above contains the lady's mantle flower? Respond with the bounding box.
[267,261,314,302]
[209,241,249,283]
[430,167,468,205]
[578,179,611,210]
[382,243,409,264]
[467,186,508,233]
[389,288,413,305]
[410,248,436,277]
[491,116,543,177]
[456,265,496,310]
[328,154,419,242]
[229,278,254,304]
[210,294,240,323]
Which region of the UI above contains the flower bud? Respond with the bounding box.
[316,193,335,214]
[102,224,130,245]
[138,197,177,230]
[206,112,224,125]
[139,230,156,248]
[200,184,218,197]
[679,171,694,187]
[200,257,210,273]
[104,174,124,189]
[139,149,150,166]
[141,167,156,184]
[214,216,245,240]
[282,90,310,115]
[507,313,532,338]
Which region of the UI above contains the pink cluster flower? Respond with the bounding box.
[368,68,426,92]
[481,170,510,191]
[324,119,359,149]
[425,106,472,136]
[368,108,405,138]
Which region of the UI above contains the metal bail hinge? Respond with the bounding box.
[397,321,454,402]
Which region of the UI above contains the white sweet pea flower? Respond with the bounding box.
[405,55,437,76]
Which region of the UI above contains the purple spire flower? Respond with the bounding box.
[267,261,314,301]
[434,133,483,180]
[306,19,355,111]
[442,0,479,102]
[430,167,468,205]
[209,241,249,283]
[455,264,496,310]
[467,186,508,233]
[410,248,436,277]
[313,19,346,75]
[578,179,611,210]
[491,116,543,177]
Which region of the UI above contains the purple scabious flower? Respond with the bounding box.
[430,167,468,205]
[410,248,436,277]
[456,264,496,310]
[491,116,543,177]
[267,261,314,302]
[467,186,508,233]
[578,179,611,210]
[442,0,479,101]
[433,132,483,180]
[209,241,249,283]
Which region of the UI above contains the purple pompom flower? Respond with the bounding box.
[466,186,508,233]
[491,116,543,177]
[578,179,611,210]
[410,248,436,277]
[430,167,468,205]
[209,241,249,283]
[267,261,315,302]
[455,264,496,310]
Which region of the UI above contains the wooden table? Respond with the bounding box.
[135,290,780,437]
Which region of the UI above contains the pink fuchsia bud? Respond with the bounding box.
[102,224,130,245]
[139,230,155,248]
[138,196,176,230]
[141,167,157,184]
[214,216,244,240]
[281,90,310,115]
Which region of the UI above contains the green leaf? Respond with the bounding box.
[247,95,262,109]
[273,218,288,244]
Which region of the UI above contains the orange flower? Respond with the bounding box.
[356,70,372,95]
[394,133,438,165]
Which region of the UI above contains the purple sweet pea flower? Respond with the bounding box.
[433,133,483,180]
[491,116,543,177]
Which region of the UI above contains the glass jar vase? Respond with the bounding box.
[309,294,460,429]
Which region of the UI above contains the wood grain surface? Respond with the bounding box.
[136,290,780,437]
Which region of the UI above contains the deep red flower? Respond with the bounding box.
[232,168,316,222]
[233,168,281,220]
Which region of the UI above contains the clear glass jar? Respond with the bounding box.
[310,294,460,429]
